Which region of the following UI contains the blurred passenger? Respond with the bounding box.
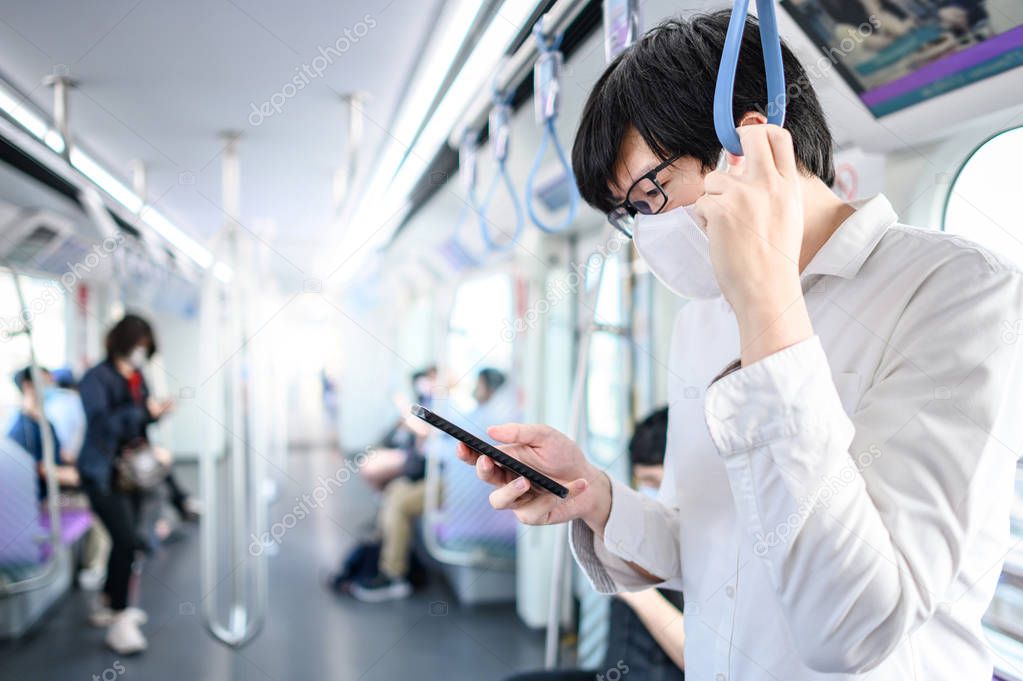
[39,367,112,589]
[359,365,437,490]
[350,368,508,602]
[77,314,175,655]
[7,367,80,500]
[502,407,685,681]
[45,367,87,461]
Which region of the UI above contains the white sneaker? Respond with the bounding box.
[349,576,413,603]
[78,567,106,591]
[91,606,148,628]
[105,611,147,655]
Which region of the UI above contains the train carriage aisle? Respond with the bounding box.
[1,0,1022,680]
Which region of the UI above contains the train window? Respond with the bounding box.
[447,273,513,410]
[584,250,631,474]
[942,126,1023,266]
[542,267,574,433]
[0,272,67,417]
[593,251,625,327]
[942,127,1023,670]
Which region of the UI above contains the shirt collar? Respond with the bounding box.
[801,193,899,280]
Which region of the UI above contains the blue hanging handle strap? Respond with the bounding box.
[524,21,580,234]
[713,0,787,156]
[478,94,525,252]
[448,132,485,266]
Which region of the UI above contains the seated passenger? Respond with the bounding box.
[350,367,510,602]
[45,366,87,462]
[359,365,438,490]
[7,367,80,500]
[15,366,113,589]
[503,408,684,681]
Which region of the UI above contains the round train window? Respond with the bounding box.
[942,127,1023,266]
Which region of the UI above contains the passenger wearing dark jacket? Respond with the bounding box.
[77,314,174,655]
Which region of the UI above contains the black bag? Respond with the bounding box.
[115,439,168,493]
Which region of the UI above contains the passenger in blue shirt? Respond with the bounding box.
[7,366,80,500]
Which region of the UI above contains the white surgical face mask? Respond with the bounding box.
[638,485,660,499]
[633,203,721,300]
[128,346,148,369]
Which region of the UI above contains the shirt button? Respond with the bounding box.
[725,586,735,598]
[716,674,727,681]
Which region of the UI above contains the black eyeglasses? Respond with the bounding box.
[606,156,680,238]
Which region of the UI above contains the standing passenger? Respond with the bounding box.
[460,12,1023,680]
[77,314,173,654]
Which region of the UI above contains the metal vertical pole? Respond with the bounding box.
[222,132,247,639]
[42,75,76,161]
[200,132,264,647]
[544,230,617,668]
[130,160,148,209]
[334,92,366,211]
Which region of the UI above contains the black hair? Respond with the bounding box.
[572,10,834,214]
[411,365,437,384]
[12,366,49,393]
[105,314,157,360]
[477,368,506,393]
[629,407,669,467]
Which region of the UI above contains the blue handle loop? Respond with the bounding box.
[445,131,486,265]
[450,185,486,266]
[525,120,580,234]
[713,0,787,156]
[446,197,484,267]
[524,22,580,235]
[478,97,525,252]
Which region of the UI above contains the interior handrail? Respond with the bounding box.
[197,220,268,649]
[524,22,580,235]
[477,94,525,252]
[713,0,787,156]
[543,227,618,667]
[0,263,67,595]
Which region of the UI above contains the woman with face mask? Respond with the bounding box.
[458,11,1023,681]
[76,314,176,655]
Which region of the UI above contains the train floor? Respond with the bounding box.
[0,449,545,681]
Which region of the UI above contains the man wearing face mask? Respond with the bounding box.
[457,10,1023,681]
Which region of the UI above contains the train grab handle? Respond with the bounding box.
[713,0,787,156]
[524,21,580,234]
[478,94,525,252]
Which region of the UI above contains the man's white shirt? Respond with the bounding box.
[570,194,1023,680]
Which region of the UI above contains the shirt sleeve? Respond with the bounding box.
[570,476,684,593]
[703,256,1023,674]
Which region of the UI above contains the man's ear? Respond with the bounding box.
[738,111,768,127]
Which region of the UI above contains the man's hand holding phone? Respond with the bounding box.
[455,423,612,532]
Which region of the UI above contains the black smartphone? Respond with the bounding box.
[410,404,569,498]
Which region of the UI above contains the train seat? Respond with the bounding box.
[423,454,519,605]
[0,437,74,639]
[38,508,92,561]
